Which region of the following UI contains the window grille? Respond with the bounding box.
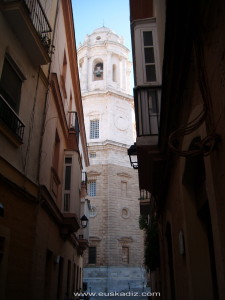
[122,246,129,264]
[90,120,99,139]
[88,180,96,197]
[90,152,96,158]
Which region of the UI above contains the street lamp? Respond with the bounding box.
[128,143,138,169]
[80,214,88,228]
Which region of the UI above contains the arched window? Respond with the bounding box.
[93,59,103,81]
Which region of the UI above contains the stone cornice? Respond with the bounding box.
[81,89,133,101]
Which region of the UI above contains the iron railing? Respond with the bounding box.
[134,86,161,137]
[0,94,25,141]
[24,0,52,51]
[3,0,52,51]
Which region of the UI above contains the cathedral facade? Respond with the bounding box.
[77,27,146,293]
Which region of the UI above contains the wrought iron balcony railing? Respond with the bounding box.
[24,0,52,51]
[3,0,52,52]
[134,86,161,137]
[0,94,25,141]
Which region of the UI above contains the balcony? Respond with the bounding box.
[134,86,161,146]
[133,86,165,195]
[77,233,89,255]
[67,111,80,150]
[61,212,80,238]
[0,0,52,65]
[139,189,151,216]
[0,94,25,143]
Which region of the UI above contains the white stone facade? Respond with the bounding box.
[78,27,146,294]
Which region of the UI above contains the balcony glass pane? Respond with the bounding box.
[143,31,153,46]
[64,166,71,190]
[64,193,70,212]
[144,48,155,64]
[134,88,161,137]
[146,65,156,82]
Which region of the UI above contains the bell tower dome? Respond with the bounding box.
[78,26,132,94]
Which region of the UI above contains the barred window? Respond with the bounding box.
[90,120,99,139]
[90,152,97,158]
[122,246,129,264]
[88,180,96,197]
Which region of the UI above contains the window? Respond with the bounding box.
[134,21,160,85]
[88,180,96,197]
[88,247,96,264]
[52,131,60,172]
[0,54,24,113]
[90,205,97,217]
[143,31,156,82]
[135,88,161,136]
[90,152,96,158]
[63,157,72,212]
[122,246,129,264]
[90,120,99,139]
[93,60,103,81]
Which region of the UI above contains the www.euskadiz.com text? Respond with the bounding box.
[74,291,161,297]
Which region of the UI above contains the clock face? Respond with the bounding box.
[115,114,128,131]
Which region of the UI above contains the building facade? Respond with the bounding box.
[0,1,89,300]
[77,27,146,293]
[129,0,225,299]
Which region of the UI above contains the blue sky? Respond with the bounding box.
[72,0,132,55]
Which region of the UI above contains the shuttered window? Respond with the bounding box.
[0,55,24,113]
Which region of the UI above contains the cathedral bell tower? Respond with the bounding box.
[77,27,146,294]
